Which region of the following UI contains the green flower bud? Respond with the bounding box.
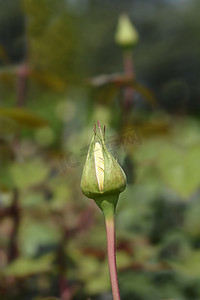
[81,123,126,201]
[115,14,139,48]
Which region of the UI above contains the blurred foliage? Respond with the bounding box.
[0,0,200,300]
[22,0,84,84]
[0,107,48,128]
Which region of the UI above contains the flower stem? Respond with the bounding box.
[94,196,121,300]
[105,216,121,300]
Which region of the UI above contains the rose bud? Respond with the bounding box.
[115,14,139,48]
[81,122,126,206]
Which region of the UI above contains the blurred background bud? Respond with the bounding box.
[115,14,139,48]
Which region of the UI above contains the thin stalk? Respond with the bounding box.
[122,50,134,113]
[105,215,121,300]
[95,196,121,300]
[8,188,20,262]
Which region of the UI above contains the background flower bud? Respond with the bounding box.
[115,14,139,48]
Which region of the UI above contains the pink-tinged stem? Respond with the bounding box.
[105,217,121,300]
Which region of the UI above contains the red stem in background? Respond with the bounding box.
[123,51,134,77]
[122,50,134,113]
[16,62,29,107]
[8,188,20,262]
[105,217,121,300]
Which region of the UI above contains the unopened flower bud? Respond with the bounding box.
[115,14,139,48]
[81,123,126,201]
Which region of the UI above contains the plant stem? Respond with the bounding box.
[94,196,121,300]
[8,188,20,262]
[105,215,121,300]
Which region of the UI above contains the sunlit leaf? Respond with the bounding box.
[84,260,110,294]
[9,159,49,189]
[157,145,200,198]
[116,251,132,269]
[170,251,200,278]
[5,253,54,277]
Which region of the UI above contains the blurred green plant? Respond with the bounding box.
[0,1,200,300]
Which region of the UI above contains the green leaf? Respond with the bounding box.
[19,220,61,257]
[48,177,72,210]
[157,145,200,198]
[34,127,55,146]
[9,159,49,189]
[67,248,110,294]
[84,260,110,294]
[118,185,156,234]
[5,253,54,277]
[0,164,14,190]
[170,251,200,278]
[184,200,200,238]
[0,107,48,128]
[0,116,19,138]
[119,272,156,300]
